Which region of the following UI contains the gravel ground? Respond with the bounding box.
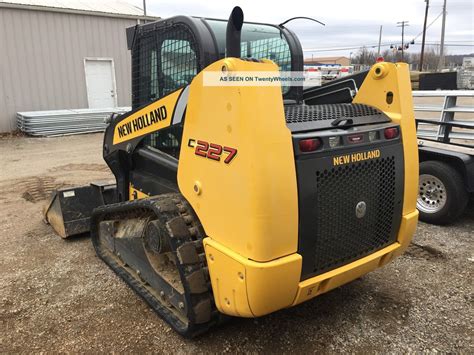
[1,133,473,353]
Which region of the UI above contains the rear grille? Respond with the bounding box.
[312,157,398,274]
[285,103,381,124]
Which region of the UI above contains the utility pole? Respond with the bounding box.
[420,0,430,71]
[377,25,383,56]
[397,21,409,62]
[143,0,147,16]
[437,0,447,70]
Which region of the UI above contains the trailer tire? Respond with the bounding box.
[417,161,468,225]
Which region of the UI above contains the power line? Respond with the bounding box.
[412,10,444,41]
[424,42,473,46]
[302,42,473,53]
[297,11,448,55]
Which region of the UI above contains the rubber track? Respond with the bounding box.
[90,194,220,337]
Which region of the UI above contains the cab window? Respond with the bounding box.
[132,25,199,157]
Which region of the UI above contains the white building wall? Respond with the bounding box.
[0,6,144,132]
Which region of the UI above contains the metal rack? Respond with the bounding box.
[413,90,474,148]
[17,107,130,137]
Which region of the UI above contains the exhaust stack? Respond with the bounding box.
[226,6,244,58]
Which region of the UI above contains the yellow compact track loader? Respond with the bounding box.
[45,7,419,337]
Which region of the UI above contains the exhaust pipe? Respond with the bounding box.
[226,6,244,58]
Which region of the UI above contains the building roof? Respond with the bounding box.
[0,0,155,18]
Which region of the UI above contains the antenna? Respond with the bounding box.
[279,17,325,27]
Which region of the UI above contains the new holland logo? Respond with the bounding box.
[117,106,167,138]
[333,149,381,166]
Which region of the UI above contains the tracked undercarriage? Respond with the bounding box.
[91,194,221,336]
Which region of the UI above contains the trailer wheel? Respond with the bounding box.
[417,161,468,225]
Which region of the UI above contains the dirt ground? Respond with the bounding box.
[1,133,473,353]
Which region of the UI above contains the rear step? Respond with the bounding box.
[43,181,116,238]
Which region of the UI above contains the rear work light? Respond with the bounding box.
[384,127,399,139]
[328,136,342,148]
[369,131,379,142]
[299,138,322,152]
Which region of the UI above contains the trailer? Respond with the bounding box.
[414,90,474,224]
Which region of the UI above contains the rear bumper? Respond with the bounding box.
[293,209,417,306]
[204,209,418,317]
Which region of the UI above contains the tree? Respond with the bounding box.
[352,47,377,65]
[351,46,447,71]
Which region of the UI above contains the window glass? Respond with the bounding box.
[150,50,159,100]
[132,34,156,106]
[132,25,199,156]
[206,20,292,93]
[161,39,198,96]
[146,125,183,158]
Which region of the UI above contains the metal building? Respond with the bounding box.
[304,57,351,66]
[0,0,157,132]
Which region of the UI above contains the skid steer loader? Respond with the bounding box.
[44,7,419,337]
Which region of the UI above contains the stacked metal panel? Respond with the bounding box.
[458,57,474,90]
[17,107,130,136]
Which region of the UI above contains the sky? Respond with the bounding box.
[131,0,473,58]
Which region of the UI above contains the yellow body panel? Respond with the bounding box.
[353,62,419,248]
[112,89,182,145]
[203,211,418,316]
[204,237,302,317]
[178,58,299,262]
[180,61,418,317]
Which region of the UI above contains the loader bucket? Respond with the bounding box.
[43,182,116,238]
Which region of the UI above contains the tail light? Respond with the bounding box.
[299,138,322,152]
[384,127,399,139]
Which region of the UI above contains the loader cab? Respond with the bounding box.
[122,16,304,198]
[127,16,303,110]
